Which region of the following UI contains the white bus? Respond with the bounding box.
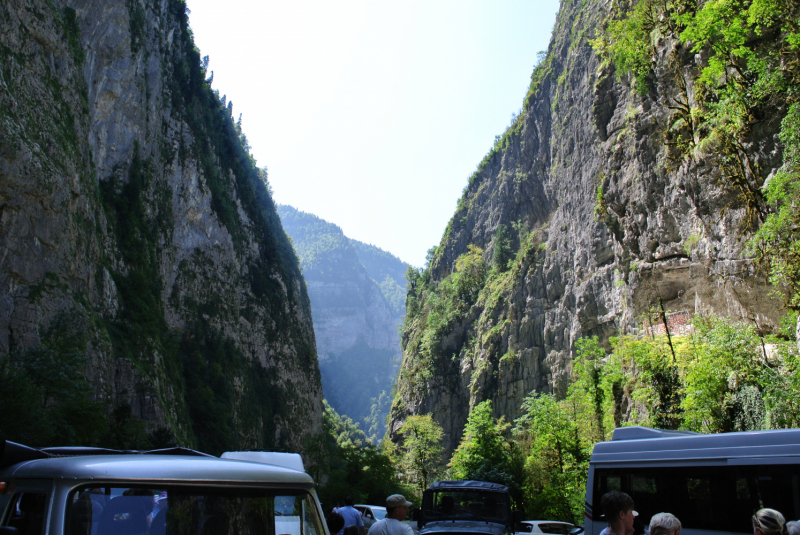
[585,427,800,535]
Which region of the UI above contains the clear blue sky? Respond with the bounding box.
[186,0,560,267]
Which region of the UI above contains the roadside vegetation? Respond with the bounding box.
[383,313,799,522]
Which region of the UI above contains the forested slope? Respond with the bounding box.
[0,0,322,453]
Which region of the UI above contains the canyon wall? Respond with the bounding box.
[0,0,322,452]
[390,0,786,455]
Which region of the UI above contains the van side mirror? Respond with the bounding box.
[569,527,584,535]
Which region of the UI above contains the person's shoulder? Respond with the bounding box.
[368,519,388,534]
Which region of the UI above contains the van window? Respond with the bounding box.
[4,493,47,535]
[65,486,323,535]
[593,465,800,533]
[539,523,576,534]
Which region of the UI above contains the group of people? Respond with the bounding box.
[326,494,414,535]
[328,489,800,535]
[601,491,800,535]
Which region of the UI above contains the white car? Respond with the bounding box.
[516,521,584,535]
[355,504,388,528]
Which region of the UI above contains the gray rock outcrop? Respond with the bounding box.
[0,0,322,452]
[390,0,786,455]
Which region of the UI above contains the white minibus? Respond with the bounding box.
[585,427,800,535]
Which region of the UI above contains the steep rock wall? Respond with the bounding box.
[0,0,322,452]
[390,0,785,455]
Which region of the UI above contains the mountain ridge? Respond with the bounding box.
[277,204,408,439]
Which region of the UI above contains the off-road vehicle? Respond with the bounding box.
[417,481,521,535]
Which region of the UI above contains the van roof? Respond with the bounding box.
[0,454,315,486]
[591,426,800,465]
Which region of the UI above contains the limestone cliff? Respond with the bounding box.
[277,205,406,438]
[390,0,789,455]
[0,0,322,453]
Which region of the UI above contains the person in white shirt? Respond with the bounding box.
[367,494,414,535]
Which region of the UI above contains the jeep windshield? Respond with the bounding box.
[64,485,324,535]
[423,490,510,523]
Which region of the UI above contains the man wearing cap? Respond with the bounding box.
[599,491,637,535]
[367,494,414,535]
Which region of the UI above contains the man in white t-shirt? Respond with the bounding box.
[367,494,414,535]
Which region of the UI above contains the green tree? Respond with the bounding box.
[0,311,107,447]
[573,337,608,441]
[611,336,684,430]
[681,316,766,432]
[492,224,512,271]
[449,400,511,481]
[396,415,444,494]
[750,104,800,313]
[316,401,409,507]
[513,393,587,522]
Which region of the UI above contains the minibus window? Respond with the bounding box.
[593,465,800,534]
[736,478,750,500]
[631,476,656,495]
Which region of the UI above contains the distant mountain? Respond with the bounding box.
[277,205,408,439]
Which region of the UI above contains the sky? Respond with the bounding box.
[186,0,560,267]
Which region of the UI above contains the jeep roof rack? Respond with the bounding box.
[0,440,213,469]
[426,480,509,493]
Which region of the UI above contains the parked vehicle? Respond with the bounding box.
[585,426,800,535]
[418,480,521,535]
[355,505,388,529]
[516,521,583,535]
[0,440,326,535]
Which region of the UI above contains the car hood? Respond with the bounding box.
[420,521,509,535]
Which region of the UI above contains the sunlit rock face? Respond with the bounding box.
[390,0,784,455]
[0,0,322,452]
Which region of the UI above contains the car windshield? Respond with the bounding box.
[65,486,323,535]
[372,510,387,520]
[425,491,509,522]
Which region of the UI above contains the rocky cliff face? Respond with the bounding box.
[0,0,322,452]
[277,205,406,438]
[390,0,787,455]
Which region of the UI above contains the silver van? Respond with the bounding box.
[0,440,326,535]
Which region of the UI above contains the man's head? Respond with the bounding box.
[601,491,636,535]
[344,496,355,506]
[386,494,412,520]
